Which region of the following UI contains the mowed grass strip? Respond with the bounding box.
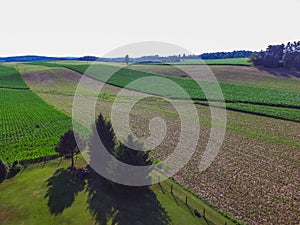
[0,156,241,225]
[0,64,29,89]
[0,88,73,163]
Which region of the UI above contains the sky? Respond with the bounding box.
[1,0,300,57]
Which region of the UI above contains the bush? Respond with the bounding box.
[248,53,263,66]
[6,161,22,179]
[0,158,8,182]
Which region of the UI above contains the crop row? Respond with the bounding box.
[0,88,73,163]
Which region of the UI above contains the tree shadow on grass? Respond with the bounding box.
[45,168,85,215]
[86,169,171,225]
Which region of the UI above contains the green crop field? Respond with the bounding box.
[0,65,75,163]
[0,88,73,163]
[0,64,29,89]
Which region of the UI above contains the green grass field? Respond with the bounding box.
[0,64,29,89]
[0,156,241,225]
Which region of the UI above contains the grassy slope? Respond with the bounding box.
[0,64,29,89]
[0,156,240,225]
[17,64,300,224]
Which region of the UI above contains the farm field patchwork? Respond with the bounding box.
[30,62,300,107]
[18,64,300,224]
[28,62,300,122]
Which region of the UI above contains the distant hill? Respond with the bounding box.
[0,55,79,62]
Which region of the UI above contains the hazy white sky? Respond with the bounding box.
[1,0,299,57]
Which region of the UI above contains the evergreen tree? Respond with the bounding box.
[55,130,83,168]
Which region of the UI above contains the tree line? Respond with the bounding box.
[200,50,255,60]
[249,41,300,69]
[54,114,151,191]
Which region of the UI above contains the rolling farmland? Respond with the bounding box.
[0,63,243,225]
[17,63,300,224]
[30,62,300,122]
[0,62,299,224]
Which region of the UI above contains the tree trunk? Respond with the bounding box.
[71,152,74,169]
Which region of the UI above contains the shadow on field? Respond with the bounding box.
[86,168,171,225]
[45,168,85,215]
[257,66,300,78]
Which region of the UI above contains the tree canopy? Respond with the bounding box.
[55,130,82,168]
[249,41,300,69]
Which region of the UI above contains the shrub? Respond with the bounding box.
[6,161,22,179]
[0,158,8,182]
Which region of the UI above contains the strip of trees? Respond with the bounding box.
[55,114,152,192]
[200,50,255,60]
[249,41,300,69]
